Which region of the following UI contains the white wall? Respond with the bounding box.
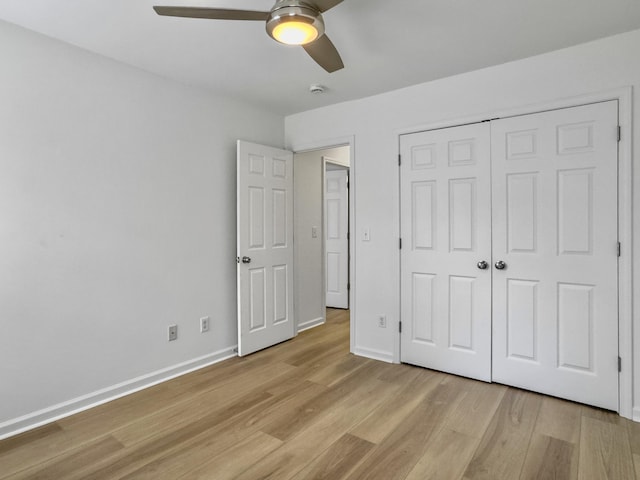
[0,20,284,437]
[293,146,349,330]
[285,29,640,411]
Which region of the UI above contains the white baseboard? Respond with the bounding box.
[0,346,237,440]
[353,346,395,364]
[632,407,640,423]
[297,317,324,332]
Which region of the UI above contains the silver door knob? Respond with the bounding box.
[495,260,507,270]
[477,261,489,270]
[242,256,251,264]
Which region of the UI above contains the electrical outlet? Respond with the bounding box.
[200,316,210,333]
[168,324,178,341]
[378,315,387,328]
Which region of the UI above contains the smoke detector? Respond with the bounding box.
[309,84,326,94]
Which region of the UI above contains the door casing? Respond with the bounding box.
[396,87,633,419]
[290,136,357,354]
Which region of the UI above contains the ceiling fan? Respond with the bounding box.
[153,0,345,73]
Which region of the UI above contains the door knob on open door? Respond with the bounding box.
[242,256,251,264]
[495,260,507,270]
[477,261,489,270]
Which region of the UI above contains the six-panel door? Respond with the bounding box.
[400,123,493,381]
[325,168,349,309]
[491,101,619,410]
[237,141,295,356]
[400,101,619,409]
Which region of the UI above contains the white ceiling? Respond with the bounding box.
[2,0,640,116]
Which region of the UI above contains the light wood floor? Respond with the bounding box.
[2,308,639,479]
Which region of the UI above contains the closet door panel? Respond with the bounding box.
[400,123,492,381]
[491,101,619,410]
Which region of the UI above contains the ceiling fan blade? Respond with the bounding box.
[307,0,344,13]
[303,34,344,73]
[153,6,270,21]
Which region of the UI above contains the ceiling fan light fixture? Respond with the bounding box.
[272,20,318,45]
[266,3,325,46]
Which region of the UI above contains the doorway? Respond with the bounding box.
[293,145,351,331]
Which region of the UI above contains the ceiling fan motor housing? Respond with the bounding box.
[266,0,325,43]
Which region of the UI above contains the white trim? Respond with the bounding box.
[394,134,402,364]
[323,155,350,169]
[633,407,640,423]
[396,86,633,138]
[617,87,634,420]
[0,346,237,440]
[397,86,634,419]
[353,346,395,364]
[290,136,356,355]
[298,316,325,332]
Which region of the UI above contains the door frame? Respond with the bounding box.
[323,158,350,310]
[396,87,633,419]
[290,136,356,354]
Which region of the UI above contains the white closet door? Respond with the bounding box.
[400,123,492,381]
[491,101,619,410]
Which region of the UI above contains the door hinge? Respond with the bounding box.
[236,256,240,264]
[399,321,402,333]
[618,356,622,372]
[618,125,622,142]
[398,154,402,166]
[618,242,621,257]
[399,238,402,249]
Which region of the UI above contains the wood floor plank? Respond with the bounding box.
[519,433,577,480]
[533,396,582,444]
[233,376,401,480]
[110,385,275,447]
[578,415,635,480]
[442,377,507,439]
[346,380,465,480]
[581,405,626,426]
[71,390,276,479]
[177,431,283,480]
[404,427,479,480]
[633,453,640,479]
[306,352,371,387]
[5,435,124,480]
[260,360,380,441]
[111,381,325,480]
[349,368,442,444]
[0,423,62,456]
[289,433,375,480]
[374,362,424,386]
[462,388,542,480]
[626,416,640,456]
[0,424,75,478]
[109,361,297,447]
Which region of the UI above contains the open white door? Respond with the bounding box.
[237,141,295,356]
[325,167,349,309]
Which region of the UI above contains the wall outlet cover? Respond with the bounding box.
[168,324,178,341]
[200,316,210,333]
